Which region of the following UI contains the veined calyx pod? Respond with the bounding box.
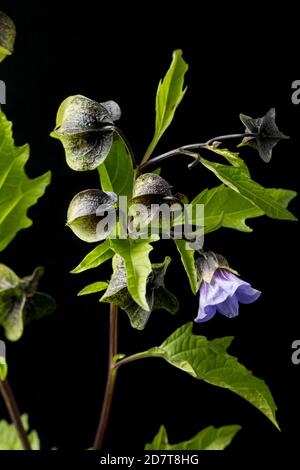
[100,255,178,330]
[0,264,56,341]
[67,189,117,242]
[0,11,16,62]
[129,173,183,236]
[132,173,172,201]
[51,95,121,171]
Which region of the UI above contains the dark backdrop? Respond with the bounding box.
[0,0,299,454]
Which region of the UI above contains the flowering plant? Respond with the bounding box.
[0,11,297,451]
[50,50,296,450]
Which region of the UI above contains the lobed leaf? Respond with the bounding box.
[206,147,250,175]
[200,158,297,221]
[189,184,297,233]
[0,111,51,251]
[137,323,279,428]
[0,414,40,450]
[145,424,241,450]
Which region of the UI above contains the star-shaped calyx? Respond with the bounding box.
[239,108,289,162]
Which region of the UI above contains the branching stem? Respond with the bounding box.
[139,132,258,171]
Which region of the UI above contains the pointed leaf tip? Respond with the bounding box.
[143,50,188,161]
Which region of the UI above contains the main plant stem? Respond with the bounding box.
[93,304,118,450]
[0,379,31,450]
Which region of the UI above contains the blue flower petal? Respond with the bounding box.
[195,304,217,323]
[217,294,239,318]
[235,284,261,304]
[195,267,261,322]
[201,275,229,305]
[214,269,247,295]
[195,280,228,322]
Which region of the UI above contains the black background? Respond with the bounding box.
[0,0,299,456]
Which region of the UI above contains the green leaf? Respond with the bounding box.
[190,184,297,233]
[0,110,51,251]
[206,147,250,175]
[174,240,198,294]
[98,134,134,197]
[145,425,169,450]
[0,362,7,381]
[109,239,154,311]
[0,47,9,62]
[0,263,19,286]
[141,323,279,428]
[77,281,108,296]
[273,188,299,207]
[143,50,188,161]
[0,414,40,450]
[71,240,114,274]
[145,424,241,450]
[200,157,297,221]
[0,340,7,380]
[0,264,55,341]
